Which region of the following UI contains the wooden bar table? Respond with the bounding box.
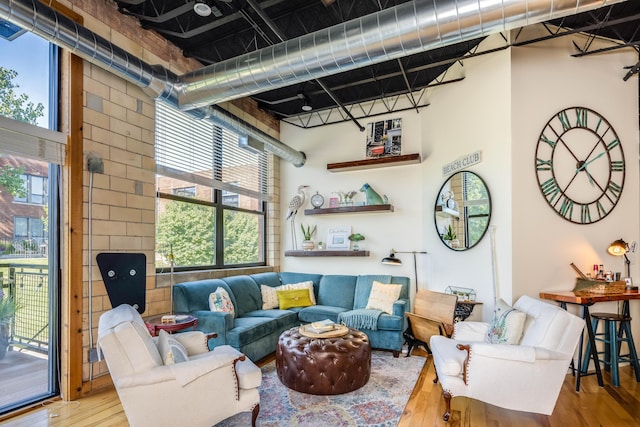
[539,289,640,391]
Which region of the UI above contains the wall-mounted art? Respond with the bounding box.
[365,118,402,158]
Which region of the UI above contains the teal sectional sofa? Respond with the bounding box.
[172,272,410,361]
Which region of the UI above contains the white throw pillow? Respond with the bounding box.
[157,329,189,365]
[365,281,402,314]
[209,287,235,317]
[486,298,527,344]
[261,281,316,310]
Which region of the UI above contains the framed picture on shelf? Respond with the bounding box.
[329,197,339,208]
[326,226,351,250]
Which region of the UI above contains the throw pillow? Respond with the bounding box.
[261,281,316,310]
[209,287,235,317]
[276,288,314,310]
[365,281,402,314]
[487,298,527,344]
[157,329,189,365]
[260,285,280,310]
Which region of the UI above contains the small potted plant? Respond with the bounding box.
[442,225,459,248]
[0,290,20,360]
[348,233,365,251]
[317,241,324,251]
[300,224,317,250]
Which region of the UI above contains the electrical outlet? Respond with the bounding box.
[88,348,99,363]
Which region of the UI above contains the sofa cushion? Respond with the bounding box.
[353,275,392,309]
[173,279,229,313]
[298,305,349,323]
[366,281,403,314]
[208,287,235,318]
[277,288,314,310]
[317,275,357,309]
[227,316,295,348]
[221,275,262,317]
[242,309,299,323]
[249,272,282,288]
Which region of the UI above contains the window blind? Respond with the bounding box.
[155,101,269,201]
[0,115,67,165]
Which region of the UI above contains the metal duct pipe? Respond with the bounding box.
[0,0,306,167]
[177,0,625,110]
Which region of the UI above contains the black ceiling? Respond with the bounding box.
[114,0,640,126]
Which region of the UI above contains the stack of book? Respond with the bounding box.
[306,319,336,334]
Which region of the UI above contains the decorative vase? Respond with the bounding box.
[301,240,315,251]
[353,243,360,251]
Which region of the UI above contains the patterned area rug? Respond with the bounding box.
[217,351,426,427]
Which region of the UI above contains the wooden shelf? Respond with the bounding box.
[435,205,459,218]
[327,153,421,172]
[285,250,370,257]
[305,204,394,215]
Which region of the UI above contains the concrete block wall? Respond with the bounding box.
[59,0,281,381]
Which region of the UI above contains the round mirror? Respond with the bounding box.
[434,171,491,251]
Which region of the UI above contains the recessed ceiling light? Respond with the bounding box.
[302,102,312,112]
[194,2,212,17]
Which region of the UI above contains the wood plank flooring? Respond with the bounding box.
[2,351,640,426]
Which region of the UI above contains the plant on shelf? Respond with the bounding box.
[443,225,456,241]
[348,233,365,251]
[300,224,317,251]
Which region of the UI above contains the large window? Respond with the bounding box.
[155,102,268,270]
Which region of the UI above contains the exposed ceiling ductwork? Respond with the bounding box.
[175,0,625,111]
[0,0,626,166]
[0,0,307,166]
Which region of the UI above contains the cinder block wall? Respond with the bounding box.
[62,0,281,381]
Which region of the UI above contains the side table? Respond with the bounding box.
[145,314,198,337]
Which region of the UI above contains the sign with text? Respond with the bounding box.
[442,151,482,177]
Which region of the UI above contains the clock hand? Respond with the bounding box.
[576,151,606,172]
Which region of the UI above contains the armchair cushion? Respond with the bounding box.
[452,321,490,341]
[365,281,403,314]
[157,329,189,365]
[487,299,526,344]
[171,331,210,356]
[209,287,235,317]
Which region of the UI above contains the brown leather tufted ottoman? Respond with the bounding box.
[276,326,371,395]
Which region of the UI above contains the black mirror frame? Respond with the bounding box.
[434,171,491,251]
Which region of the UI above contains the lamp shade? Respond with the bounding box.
[381,252,402,265]
[607,239,628,256]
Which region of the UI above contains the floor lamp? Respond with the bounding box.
[382,249,427,356]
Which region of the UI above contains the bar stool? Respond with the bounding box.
[581,312,640,386]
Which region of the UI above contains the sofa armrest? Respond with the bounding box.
[192,310,233,341]
[392,299,409,317]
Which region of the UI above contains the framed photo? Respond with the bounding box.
[326,226,351,250]
[329,197,339,208]
[625,277,633,287]
[365,118,402,159]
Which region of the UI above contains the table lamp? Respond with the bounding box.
[607,238,634,289]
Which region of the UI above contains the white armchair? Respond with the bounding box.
[98,304,261,427]
[430,295,584,421]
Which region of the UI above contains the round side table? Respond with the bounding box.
[144,314,198,337]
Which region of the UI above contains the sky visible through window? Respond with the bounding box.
[0,30,49,127]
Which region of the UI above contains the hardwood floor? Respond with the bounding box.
[3,351,640,426]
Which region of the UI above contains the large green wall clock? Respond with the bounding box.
[535,107,625,224]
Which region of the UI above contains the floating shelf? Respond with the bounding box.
[305,204,394,215]
[327,153,421,172]
[435,206,460,218]
[285,250,370,257]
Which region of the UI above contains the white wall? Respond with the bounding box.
[280,32,639,323]
[511,34,639,323]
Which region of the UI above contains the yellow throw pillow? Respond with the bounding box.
[277,288,313,310]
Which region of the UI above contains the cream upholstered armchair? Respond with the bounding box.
[98,304,261,427]
[430,295,584,421]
